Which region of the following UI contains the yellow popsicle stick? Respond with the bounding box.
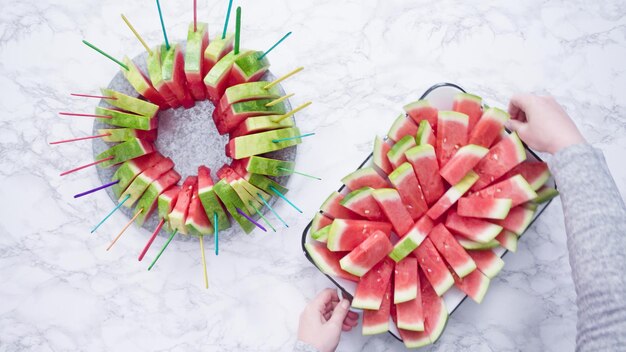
[121,14,153,56]
[264,67,303,90]
[272,101,312,123]
[265,93,294,107]
[106,209,143,251]
[199,236,209,289]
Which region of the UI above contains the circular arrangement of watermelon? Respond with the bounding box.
[302,83,559,348]
[57,4,309,278]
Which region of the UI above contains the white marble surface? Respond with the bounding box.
[1,0,626,351]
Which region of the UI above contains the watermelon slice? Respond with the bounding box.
[404,99,438,131]
[219,81,282,113]
[162,43,195,108]
[372,188,414,236]
[495,230,518,252]
[112,152,163,197]
[320,192,361,220]
[394,317,430,349]
[405,144,445,206]
[213,179,255,233]
[457,197,512,220]
[445,211,503,243]
[341,167,388,191]
[215,99,287,134]
[416,120,436,146]
[158,185,180,232]
[227,127,301,160]
[492,205,535,235]
[95,106,157,131]
[133,168,181,226]
[310,212,332,233]
[472,131,527,191]
[414,238,454,296]
[388,114,418,142]
[470,174,538,207]
[388,162,428,220]
[387,135,416,169]
[197,166,230,231]
[468,107,509,148]
[352,257,394,309]
[373,136,393,174]
[204,50,253,102]
[245,173,288,196]
[99,128,158,143]
[229,115,294,137]
[396,288,424,331]
[218,166,263,215]
[146,45,181,108]
[326,219,392,251]
[501,161,550,191]
[362,281,392,335]
[230,51,270,85]
[429,224,476,278]
[389,216,434,262]
[120,157,174,206]
[185,187,214,236]
[184,22,209,101]
[122,56,169,109]
[311,226,330,242]
[467,249,504,279]
[439,144,489,185]
[339,231,393,277]
[100,88,159,117]
[395,256,419,304]
[451,268,490,303]
[243,156,294,176]
[452,93,482,132]
[426,171,479,220]
[436,111,469,167]
[168,176,197,235]
[304,242,359,282]
[203,33,234,73]
[96,138,155,168]
[456,236,499,250]
[418,268,448,342]
[532,186,559,204]
[340,187,385,221]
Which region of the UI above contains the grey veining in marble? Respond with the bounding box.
[1,0,625,351]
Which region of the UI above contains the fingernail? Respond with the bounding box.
[341,299,350,309]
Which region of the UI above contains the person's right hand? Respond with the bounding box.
[506,94,586,154]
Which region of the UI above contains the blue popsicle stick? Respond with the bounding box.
[90,194,131,233]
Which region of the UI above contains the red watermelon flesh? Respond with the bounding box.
[123,57,170,109]
[185,188,214,235]
[147,47,181,108]
[352,257,394,309]
[162,44,195,108]
[134,168,181,226]
[326,219,392,252]
[501,161,550,191]
[416,120,436,146]
[419,268,449,343]
[445,211,503,244]
[492,205,535,235]
[404,99,438,131]
[426,171,479,221]
[451,267,490,303]
[310,212,333,233]
[339,231,394,277]
[472,131,527,191]
[429,223,477,278]
[468,107,509,148]
[467,249,504,279]
[168,176,197,235]
[452,93,482,133]
[362,281,392,335]
[495,230,518,252]
[304,242,359,282]
[470,174,538,207]
[388,163,428,220]
[388,114,418,142]
[372,188,414,236]
[405,144,446,206]
[394,314,431,349]
[440,144,489,186]
[437,111,469,167]
[320,191,362,220]
[341,167,389,191]
[340,187,385,221]
[414,238,454,296]
[396,291,424,332]
[457,197,512,220]
[394,256,418,304]
[373,136,394,175]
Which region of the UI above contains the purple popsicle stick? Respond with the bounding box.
[74,180,120,198]
[236,208,267,232]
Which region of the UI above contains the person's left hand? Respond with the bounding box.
[297,288,359,352]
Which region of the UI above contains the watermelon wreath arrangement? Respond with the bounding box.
[54,1,312,286]
[302,83,559,348]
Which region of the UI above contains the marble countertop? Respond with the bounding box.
[1,0,625,351]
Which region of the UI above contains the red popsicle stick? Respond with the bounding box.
[59,112,112,119]
[49,133,111,145]
[59,156,114,176]
[70,93,117,100]
[138,219,165,261]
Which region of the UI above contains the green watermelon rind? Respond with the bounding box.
[532,187,559,204]
[96,138,153,168]
[458,197,513,220]
[510,175,540,204]
[428,300,449,344]
[468,273,491,304]
[405,143,436,161]
[468,251,505,278]
[246,173,288,195]
[456,236,499,250]
[387,114,416,141]
[340,167,386,189]
[438,111,469,125]
[447,215,503,244]
[362,321,390,336]
[304,242,344,278]
[453,92,482,104]
[372,135,392,174]
[387,135,416,166]
[223,81,282,105]
[483,107,510,124]
[497,230,518,252]
[122,56,151,94]
[387,162,412,185]
[184,23,208,73]
[198,186,231,231]
[204,33,234,63]
[204,50,253,87]
[326,219,348,251]
[246,156,295,176]
[100,88,159,117]
[233,51,270,79]
[403,99,431,112]
[389,224,428,263]
[95,106,155,131]
[213,180,255,234]
[232,127,301,159]
[311,225,330,242]
[416,120,434,145]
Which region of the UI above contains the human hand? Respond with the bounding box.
[506,94,586,154]
[297,288,359,352]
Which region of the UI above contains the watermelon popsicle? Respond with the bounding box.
[158,185,180,233]
[162,43,195,108]
[120,157,175,206]
[204,50,254,102]
[168,176,197,235]
[133,168,181,226]
[98,128,158,143]
[229,114,294,138]
[100,88,159,117]
[95,106,157,131]
[226,127,302,160]
[185,187,214,236]
[147,45,182,108]
[218,81,283,113]
[229,51,270,86]
[184,22,209,101]
[198,166,230,231]
[111,152,163,197]
[95,138,155,168]
[122,56,170,109]
[215,98,287,134]
[203,33,234,73]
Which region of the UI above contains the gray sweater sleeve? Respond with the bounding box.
[549,143,626,351]
[293,340,320,352]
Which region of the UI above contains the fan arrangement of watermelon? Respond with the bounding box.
[57,6,309,281]
[302,83,558,347]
